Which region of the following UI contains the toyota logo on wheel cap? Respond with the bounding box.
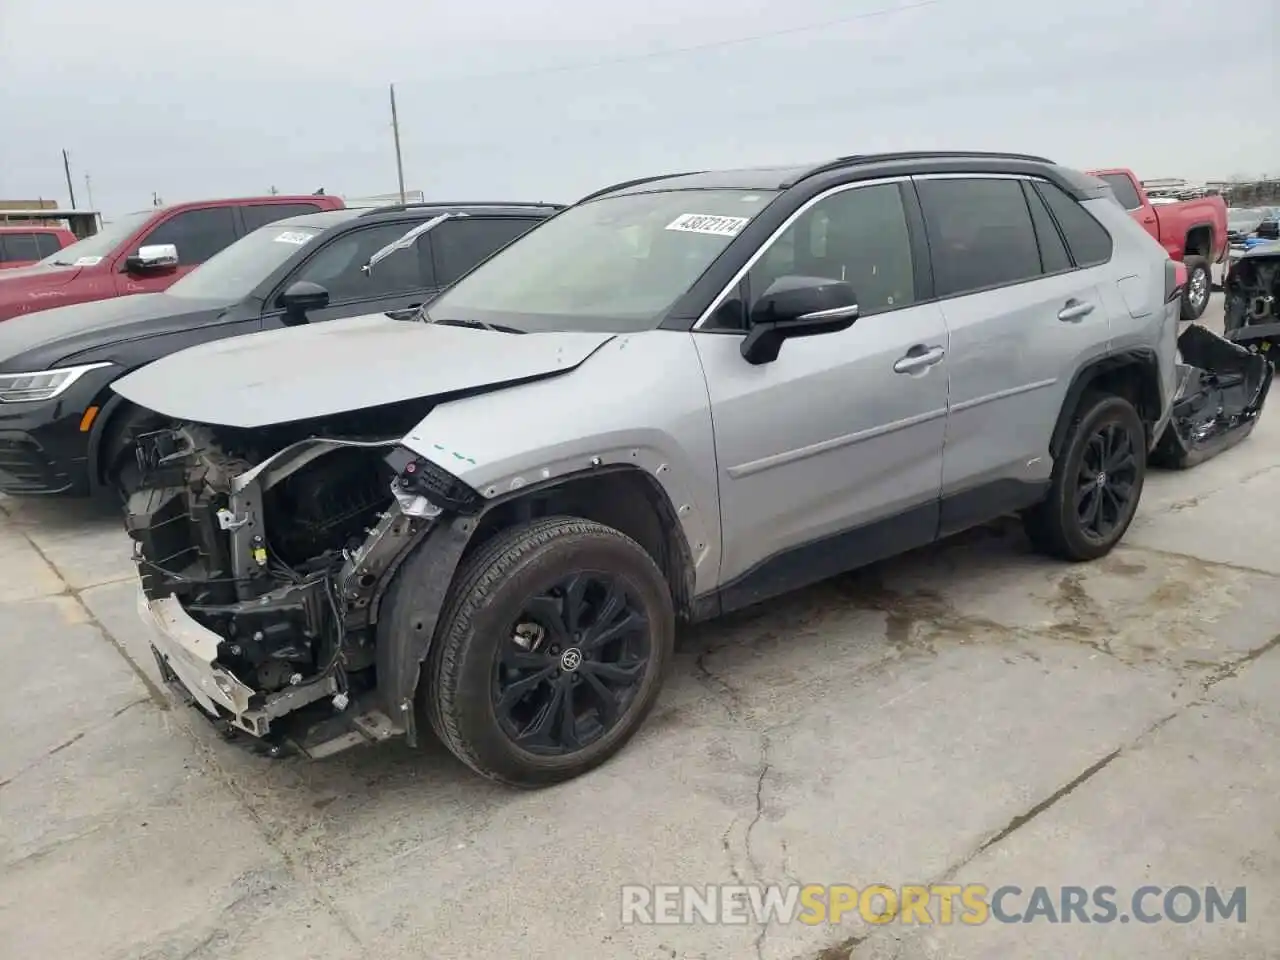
[560,648,583,671]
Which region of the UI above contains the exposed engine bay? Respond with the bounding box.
[124,399,482,756]
[1150,324,1274,469]
[1224,245,1280,358]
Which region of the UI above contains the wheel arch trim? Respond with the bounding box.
[1049,348,1163,460]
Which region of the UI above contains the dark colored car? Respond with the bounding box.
[0,201,560,497]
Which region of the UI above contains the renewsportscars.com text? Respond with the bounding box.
[620,883,1247,926]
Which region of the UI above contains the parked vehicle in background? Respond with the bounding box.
[1088,168,1228,321]
[1227,207,1280,263]
[0,226,76,269]
[1227,207,1278,243]
[116,151,1180,785]
[0,195,346,322]
[0,201,558,498]
[1223,240,1280,360]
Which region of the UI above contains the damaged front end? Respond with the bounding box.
[1224,242,1280,360]
[1150,324,1274,469]
[125,407,479,757]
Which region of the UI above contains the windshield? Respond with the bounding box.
[37,210,153,266]
[166,223,323,300]
[426,189,778,332]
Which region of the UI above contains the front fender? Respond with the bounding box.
[400,330,723,595]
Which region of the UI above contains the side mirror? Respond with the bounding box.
[278,280,330,324]
[1257,221,1279,240]
[740,275,859,365]
[125,243,179,273]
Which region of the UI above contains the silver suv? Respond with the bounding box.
[117,151,1180,785]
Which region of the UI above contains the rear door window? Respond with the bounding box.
[140,207,240,264]
[0,233,42,263]
[241,203,324,232]
[1098,174,1143,211]
[432,218,542,286]
[916,177,1043,297]
[1036,182,1114,267]
[287,221,433,303]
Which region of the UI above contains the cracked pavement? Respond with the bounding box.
[1,298,1276,959]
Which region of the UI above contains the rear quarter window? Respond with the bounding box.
[34,232,65,258]
[1035,182,1114,267]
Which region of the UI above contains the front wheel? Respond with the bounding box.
[1023,393,1147,561]
[1181,255,1211,321]
[421,517,675,787]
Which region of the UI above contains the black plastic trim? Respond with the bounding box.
[1049,349,1162,459]
[692,477,1050,621]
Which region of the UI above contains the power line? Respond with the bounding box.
[446,0,943,82]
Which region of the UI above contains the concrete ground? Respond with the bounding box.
[1,297,1276,960]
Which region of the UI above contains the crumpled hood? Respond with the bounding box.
[111,313,616,428]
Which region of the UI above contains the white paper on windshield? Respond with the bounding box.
[273,231,312,245]
[74,256,103,266]
[665,214,750,238]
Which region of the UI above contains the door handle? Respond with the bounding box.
[893,345,945,374]
[1058,300,1095,322]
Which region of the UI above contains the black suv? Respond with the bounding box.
[0,201,560,497]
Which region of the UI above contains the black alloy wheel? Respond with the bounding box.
[494,572,650,755]
[1074,422,1139,543]
[1023,392,1147,561]
[412,516,675,787]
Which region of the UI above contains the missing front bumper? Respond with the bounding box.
[140,589,343,740]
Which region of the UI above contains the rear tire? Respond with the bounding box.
[1024,393,1146,561]
[420,516,675,787]
[1181,255,1211,321]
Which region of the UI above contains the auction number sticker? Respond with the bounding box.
[665,213,751,237]
[273,231,313,245]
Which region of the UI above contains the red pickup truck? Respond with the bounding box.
[0,225,77,270]
[1088,168,1228,321]
[0,194,344,322]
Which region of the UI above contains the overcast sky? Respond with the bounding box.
[1,0,1276,217]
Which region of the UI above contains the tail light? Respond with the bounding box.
[1166,259,1186,303]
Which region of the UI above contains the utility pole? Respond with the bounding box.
[62,149,78,208]
[390,83,406,205]
[84,173,95,211]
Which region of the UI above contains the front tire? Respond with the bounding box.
[1181,255,1211,321]
[422,517,675,787]
[1024,394,1146,561]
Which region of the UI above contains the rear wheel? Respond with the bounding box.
[421,517,675,787]
[1181,255,1211,321]
[1024,393,1146,561]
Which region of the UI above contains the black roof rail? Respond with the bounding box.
[791,150,1057,184]
[577,171,709,204]
[358,200,565,216]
